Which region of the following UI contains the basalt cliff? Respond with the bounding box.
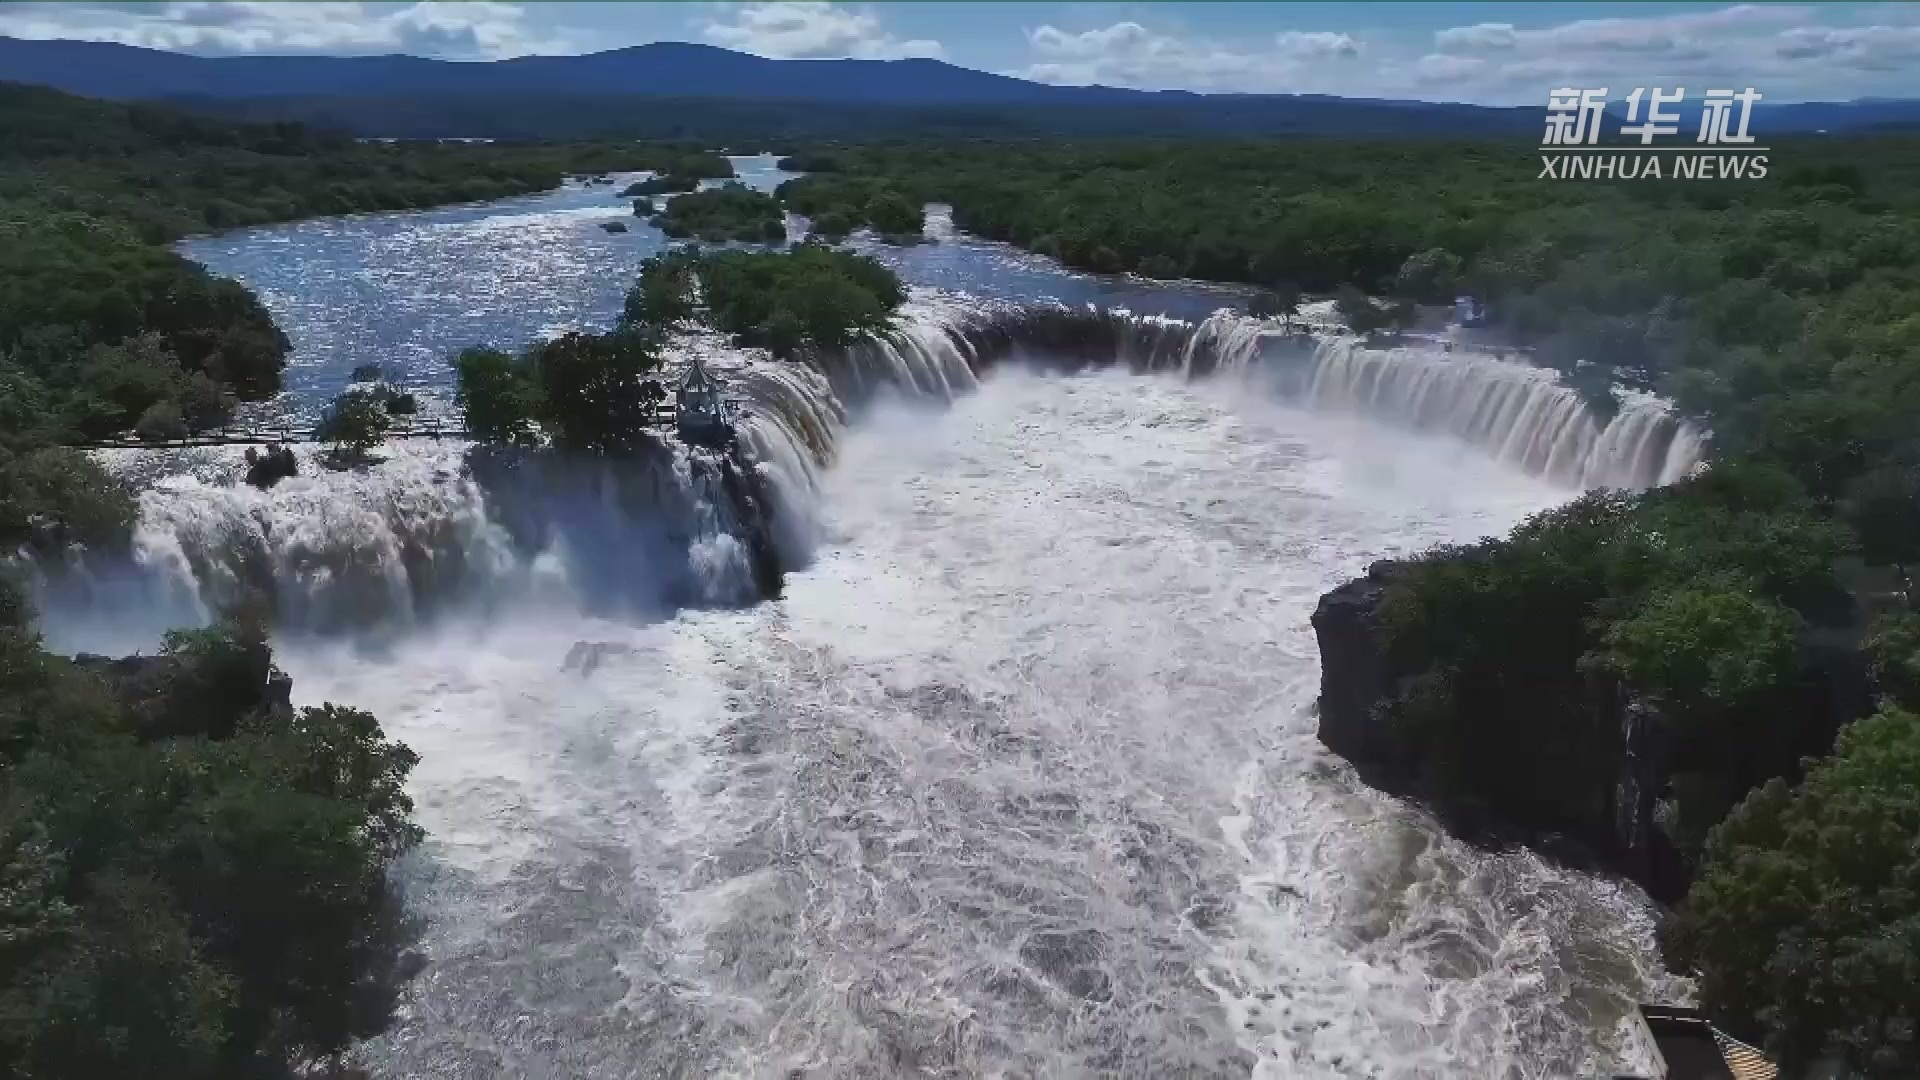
[1311,560,1873,902]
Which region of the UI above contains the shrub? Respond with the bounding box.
[134,399,187,441]
[525,331,662,454]
[315,388,390,461]
[1665,706,1920,1075]
[866,190,923,238]
[243,445,298,490]
[1335,284,1389,335]
[453,347,539,447]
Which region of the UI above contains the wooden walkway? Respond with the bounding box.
[67,407,690,452]
[68,420,472,452]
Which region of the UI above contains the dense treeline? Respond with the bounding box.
[787,139,1920,1070]
[178,93,1552,143]
[0,601,422,1079]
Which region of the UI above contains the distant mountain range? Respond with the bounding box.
[4,35,1918,140]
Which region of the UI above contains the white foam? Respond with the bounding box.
[248,370,1685,1077]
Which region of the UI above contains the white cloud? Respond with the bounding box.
[1413,53,1488,84]
[1022,22,1257,89]
[1434,23,1517,50]
[1776,24,1920,70]
[0,0,570,58]
[701,2,942,60]
[1404,4,1884,101]
[1020,20,1357,93]
[1274,31,1359,59]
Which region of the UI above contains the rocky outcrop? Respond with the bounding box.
[73,636,293,741]
[1311,564,1873,903]
[1310,560,1412,774]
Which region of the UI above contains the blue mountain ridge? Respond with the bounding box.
[2,36,1915,137]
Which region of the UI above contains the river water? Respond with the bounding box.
[91,156,1689,1077]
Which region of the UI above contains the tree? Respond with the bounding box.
[865,190,923,239]
[1335,284,1388,335]
[623,254,696,330]
[453,346,539,447]
[1841,465,1920,587]
[1867,613,1920,711]
[0,447,135,555]
[0,621,422,1079]
[526,331,661,454]
[1248,282,1302,328]
[649,184,784,242]
[1664,706,1920,1076]
[315,387,390,461]
[808,209,856,241]
[1392,247,1464,303]
[1603,580,1799,717]
[176,372,236,431]
[134,398,187,441]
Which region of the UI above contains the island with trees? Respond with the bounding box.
[775,173,925,242]
[444,244,908,604]
[647,183,787,242]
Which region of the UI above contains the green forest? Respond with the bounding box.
[5,72,1920,1073]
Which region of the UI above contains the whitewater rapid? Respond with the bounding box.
[239,369,1681,1079]
[35,178,1720,1076]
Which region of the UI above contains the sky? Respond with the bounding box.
[1,2,1918,105]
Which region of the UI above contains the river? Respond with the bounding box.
[59,156,1691,1077]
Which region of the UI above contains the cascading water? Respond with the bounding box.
[267,371,1683,1079]
[1299,340,1705,490]
[31,183,1715,1078]
[832,307,1706,492]
[34,438,781,653]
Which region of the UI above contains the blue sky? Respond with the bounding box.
[2,2,1918,104]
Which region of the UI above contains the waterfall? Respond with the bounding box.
[32,438,778,650]
[38,302,1706,646]
[786,307,1703,492]
[1298,340,1705,489]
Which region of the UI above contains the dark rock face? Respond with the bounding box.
[244,443,298,489]
[714,448,785,601]
[72,642,294,741]
[1311,563,1873,903]
[1310,560,1411,774]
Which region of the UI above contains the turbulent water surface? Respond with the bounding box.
[54,158,1707,1076]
